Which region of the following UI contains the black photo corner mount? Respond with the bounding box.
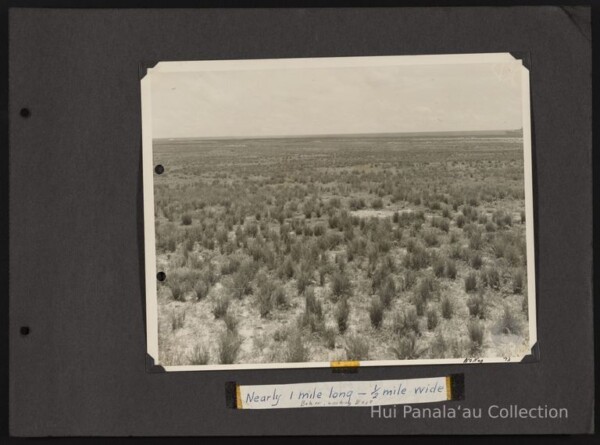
[508,51,531,71]
[520,342,541,363]
[146,353,166,373]
[139,61,159,80]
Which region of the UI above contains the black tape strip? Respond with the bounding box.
[332,367,359,374]
[449,373,465,401]
[225,381,238,409]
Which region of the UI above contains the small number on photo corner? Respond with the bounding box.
[20,326,30,336]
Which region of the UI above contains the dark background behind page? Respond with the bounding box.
[8,6,593,435]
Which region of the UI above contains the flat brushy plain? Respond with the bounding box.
[153,135,530,366]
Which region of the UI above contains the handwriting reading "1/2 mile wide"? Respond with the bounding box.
[236,376,451,409]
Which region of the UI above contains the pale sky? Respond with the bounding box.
[150,60,523,139]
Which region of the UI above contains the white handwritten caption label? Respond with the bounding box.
[236,376,452,409]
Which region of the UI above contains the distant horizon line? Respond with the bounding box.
[153,128,523,142]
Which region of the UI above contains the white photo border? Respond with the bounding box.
[141,53,537,371]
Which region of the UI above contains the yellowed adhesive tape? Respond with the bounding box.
[236,384,243,409]
[330,360,360,368]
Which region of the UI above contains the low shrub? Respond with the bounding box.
[285,328,309,362]
[302,287,324,332]
[331,271,352,300]
[194,280,210,300]
[429,332,448,358]
[188,344,210,365]
[349,198,366,211]
[272,285,287,308]
[449,244,463,260]
[170,309,185,331]
[279,256,295,279]
[468,231,483,250]
[392,306,420,336]
[466,291,485,319]
[445,259,457,279]
[391,332,421,359]
[221,257,241,275]
[369,297,384,329]
[257,288,274,318]
[244,222,259,238]
[181,213,192,226]
[470,252,483,270]
[498,303,522,335]
[345,335,370,360]
[378,276,396,308]
[481,266,500,290]
[313,223,326,236]
[433,259,445,278]
[230,260,257,299]
[464,272,478,293]
[441,295,453,319]
[370,263,389,292]
[323,326,337,349]
[431,216,450,232]
[217,329,242,364]
[213,296,230,319]
[168,279,186,301]
[223,312,239,332]
[505,246,522,267]
[493,210,513,228]
[296,267,313,295]
[335,298,350,333]
[417,276,437,300]
[512,269,525,294]
[426,307,440,330]
[403,270,418,290]
[522,294,529,315]
[371,198,384,210]
[403,245,430,270]
[412,291,426,316]
[423,229,439,247]
[467,320,485,354]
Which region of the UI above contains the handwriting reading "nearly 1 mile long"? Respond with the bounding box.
[241,377,448,409]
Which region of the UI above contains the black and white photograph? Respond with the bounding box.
[141,54,536,370]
